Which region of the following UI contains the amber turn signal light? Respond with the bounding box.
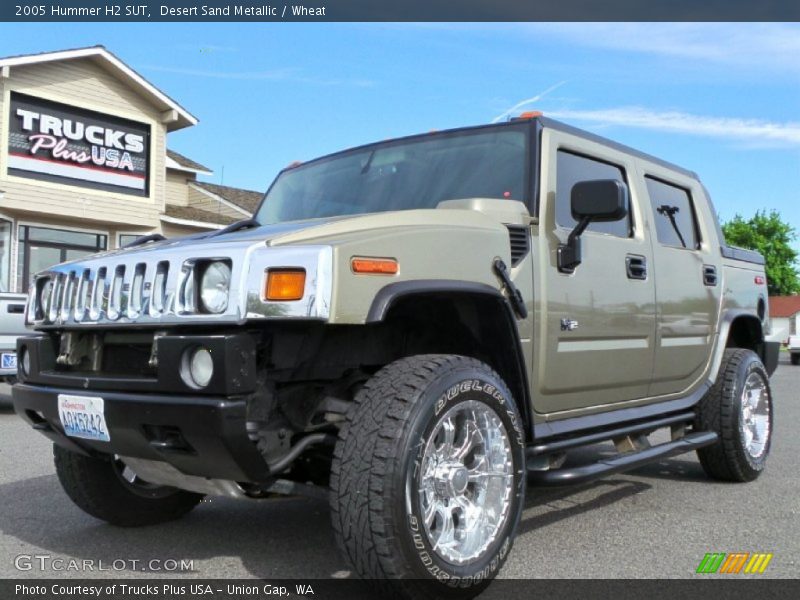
[351,257,399,275]
[264,269,306,301]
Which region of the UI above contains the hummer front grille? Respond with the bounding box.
[32,258,185,328]
[26,243,333,329]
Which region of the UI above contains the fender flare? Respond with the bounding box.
[366,279,533,440]
[708,309,767,384]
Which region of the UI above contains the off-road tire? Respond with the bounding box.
[54,444,203,527]
[696,349,772,482]
[790,353,799,366]
[330,355,526,599]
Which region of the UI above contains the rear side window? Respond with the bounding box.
[646,177,699,249]
[556,150,631,238]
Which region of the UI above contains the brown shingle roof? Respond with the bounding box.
[163,204,238,227]
[192,181,263,214]
[167,149,211,173]
[768,296,800,318]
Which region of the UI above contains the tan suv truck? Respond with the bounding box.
[13,115,778,598]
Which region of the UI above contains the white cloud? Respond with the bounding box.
[546,107,800,147]
[490,81,567,123]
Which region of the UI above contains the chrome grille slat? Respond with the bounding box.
[149,261,169,316]
[128,263,146,319]
[90,267,107,321]
[107,265,126,321]
[48,273,63,323]
[59,271,76,322]
[74,270,90,322]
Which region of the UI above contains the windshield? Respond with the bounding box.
[255,125,529,224]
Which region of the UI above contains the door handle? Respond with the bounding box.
[626,255,647,280]
[703,265,718,286]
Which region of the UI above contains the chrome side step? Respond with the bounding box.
[527,431,718,486]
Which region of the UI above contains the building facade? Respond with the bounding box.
[0,46,261,294]
[768,295,800,342]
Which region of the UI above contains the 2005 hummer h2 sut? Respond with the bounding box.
[14,115,778,598]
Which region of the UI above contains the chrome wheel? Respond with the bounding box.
[417,400,513,565]
[740,372,771,459]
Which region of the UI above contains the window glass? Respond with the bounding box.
[17,225,108,291]
[26,226,103,247]
[646,177,699,249]
[0,220,11,292]
[257,127,527,224]
[118,234,141,248]
[556,151,631,237]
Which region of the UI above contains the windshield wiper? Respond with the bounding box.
[360,149,376,174]
[208,217,260,238]
[657,205,687,248]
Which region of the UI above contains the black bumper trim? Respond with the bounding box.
[17,332,257,396]
[12,383,270,483]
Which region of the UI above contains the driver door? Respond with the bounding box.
[533,128,656,414]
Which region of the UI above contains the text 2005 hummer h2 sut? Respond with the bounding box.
[14,115,778,598]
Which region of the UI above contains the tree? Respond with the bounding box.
[721,210,800,296]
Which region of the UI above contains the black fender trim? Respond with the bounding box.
[366,279,533,441]
[763,341,780,377]
[366,279,503,323]
[710,309,766,382]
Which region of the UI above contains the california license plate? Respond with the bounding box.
[1,352,16,370]
[58,395,110,442]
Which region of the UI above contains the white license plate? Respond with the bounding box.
[58,395,110,442]
[1,352,16,370]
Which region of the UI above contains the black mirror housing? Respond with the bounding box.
[571,179,629,222]
[558,179,630,273]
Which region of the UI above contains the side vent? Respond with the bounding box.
[506,225,530,267]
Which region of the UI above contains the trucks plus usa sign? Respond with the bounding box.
[7,92,150,196]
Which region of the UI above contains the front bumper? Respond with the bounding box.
[12,383,270,483]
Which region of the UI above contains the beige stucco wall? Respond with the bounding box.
[160,220,212,239]
[0,58,166,228]
[166,170,190,206]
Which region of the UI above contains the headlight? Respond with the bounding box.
[181,347,214,388]
[39,278,53,318]
[199,261,231,314]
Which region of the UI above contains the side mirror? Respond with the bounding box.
[558,179,629,273]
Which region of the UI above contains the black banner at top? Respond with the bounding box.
[2,0,800,22]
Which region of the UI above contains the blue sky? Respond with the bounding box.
[1,23,798,237]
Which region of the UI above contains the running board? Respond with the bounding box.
[527,431,718,486]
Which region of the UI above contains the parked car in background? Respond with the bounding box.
[0,292,28,404]
[787,335,800,365]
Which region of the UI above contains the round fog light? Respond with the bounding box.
[21,348,30,377]
[182,347,214,389]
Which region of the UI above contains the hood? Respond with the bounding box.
[97,216,349,261]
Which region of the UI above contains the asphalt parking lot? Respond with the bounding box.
[0,355,797,581]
